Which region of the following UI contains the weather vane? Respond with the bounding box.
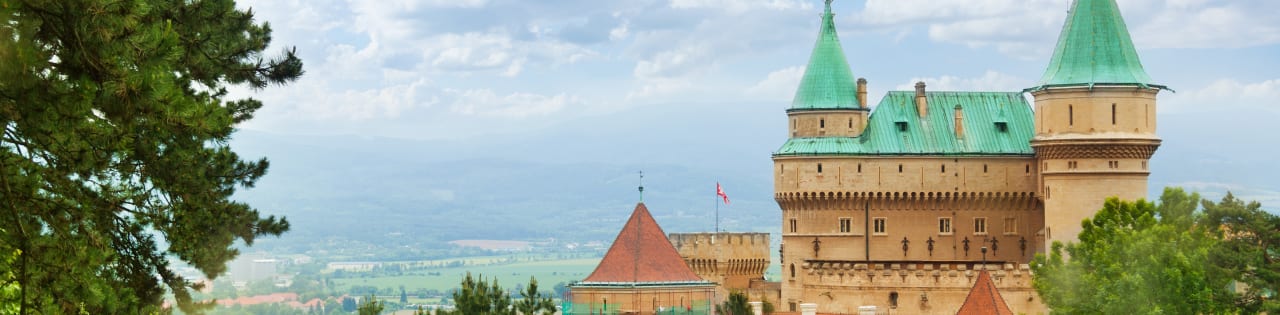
[638,170,644,202]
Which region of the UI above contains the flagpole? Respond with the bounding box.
[715,193,719,233]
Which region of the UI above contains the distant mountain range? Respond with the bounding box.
[230,100,1279,253]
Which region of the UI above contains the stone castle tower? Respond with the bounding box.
[770,0,1160,313]
[1029,0,1163,247]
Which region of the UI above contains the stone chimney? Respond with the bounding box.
[914,81,928,117]
[800,303,818,315]
[856,78,868,108]
[954,105,964,139]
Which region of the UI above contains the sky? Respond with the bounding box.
[226,0,1280,203]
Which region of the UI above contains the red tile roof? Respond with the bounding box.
[956,270,1014,315]
[582,203,705,283]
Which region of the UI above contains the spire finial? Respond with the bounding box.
[637,171,644,202]
[824,0,834,15]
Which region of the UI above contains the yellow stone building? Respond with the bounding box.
[768,0,1163,314]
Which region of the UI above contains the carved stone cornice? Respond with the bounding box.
[774,191,1040,212]
[1031,139,1160,160]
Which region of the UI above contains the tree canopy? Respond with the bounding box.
[0,0,301,313]
[440,272,513,315]
[1032,188,1279,314]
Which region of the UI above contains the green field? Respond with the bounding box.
[332,257,601,292]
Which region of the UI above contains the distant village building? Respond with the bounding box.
[567,203,716,314]
[770,0,1162,313]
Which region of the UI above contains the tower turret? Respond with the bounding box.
[1029,0,1163,249]
[786,0,868,138]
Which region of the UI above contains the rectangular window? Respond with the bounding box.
[790,219,797,233]
[974,217,987,235]
[873,218,887,235]
[1004,217,1018,235]
[839,218,852,233]
[938,218,953,235]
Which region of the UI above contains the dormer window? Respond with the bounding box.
[895,121,908,131]
[995,121,1008,132]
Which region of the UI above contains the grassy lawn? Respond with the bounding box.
[332,257,601,292]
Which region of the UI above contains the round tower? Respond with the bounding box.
[1029,0,1164,249]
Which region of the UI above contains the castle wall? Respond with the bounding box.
[774,156,1039,194]
[669,233,771,303]
[1032,86,1161,248]
[785,263,1045,315]
[567,285,716,315]
[788,110,869,138]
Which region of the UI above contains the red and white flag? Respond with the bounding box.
[716,182,730,205]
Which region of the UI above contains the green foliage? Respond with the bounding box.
[514,276,555,315]
[715,291,753,315]
[440,272,513,315]
[0,0,301,313]
[1031,189,1233,314]
[1200,192,1280,313]
[357,295,384,315]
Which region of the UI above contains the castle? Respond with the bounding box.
[772,0,1161,313]
[573,0,1163,314]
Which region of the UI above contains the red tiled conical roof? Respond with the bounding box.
[582,203,705,283]
[956,270,1014,315]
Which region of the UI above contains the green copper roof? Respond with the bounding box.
[790,1,860,110]
[775,91,1034,156]
[1033,0,1160,90]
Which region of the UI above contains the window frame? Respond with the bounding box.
[938,217,953,235]
[973,217,987,235]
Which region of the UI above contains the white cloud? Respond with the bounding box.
[1161,78,1280,114]
[746,66,804,101]
[1126,0,1280,49]
[895,70,1029,92]
[634,43,714,80]
[669,0,813,13]
[852,0,1280,58]
[447,89,578,118]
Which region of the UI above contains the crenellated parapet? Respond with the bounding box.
[669,232,771,298]
[774,191,1039,211]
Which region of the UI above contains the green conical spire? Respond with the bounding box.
[791,0,860,110]
[1033,0,1160,90]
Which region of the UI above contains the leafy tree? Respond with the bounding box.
[358,295,384,315]
[514,276,555,315]
[0,0,301,314]
[440,272,513,315]
[715,291,753,315]
[414,305,427,315]
[1200,192,1280,313]
[401,285,409,304]
[1032,190,1233,314]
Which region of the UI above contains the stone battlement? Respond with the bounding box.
[669,232,770,259]
[798,260,1033,289]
